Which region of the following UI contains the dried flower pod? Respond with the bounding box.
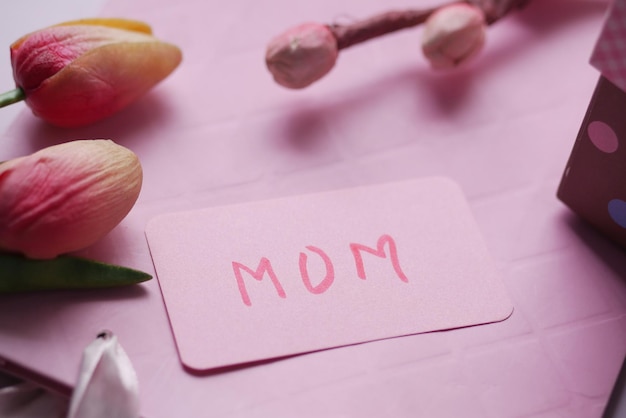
[421,3,487,69]
[265,22,338,89]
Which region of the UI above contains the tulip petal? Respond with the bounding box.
[11,19,152,50]
[0,140,142,259]
[11,25,165,91]
[25,41,182,127]
[55,18,153,35]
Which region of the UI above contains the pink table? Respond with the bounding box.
[1,0,625,417]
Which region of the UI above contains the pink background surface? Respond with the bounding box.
[146,178,513,371]
[0,0,625,417]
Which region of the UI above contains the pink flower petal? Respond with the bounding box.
[0,140,142,259]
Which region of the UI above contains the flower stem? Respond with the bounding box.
[328,6,445,50]
[326,0,531,50]
[0,88,25,108]
[466,0,531,24]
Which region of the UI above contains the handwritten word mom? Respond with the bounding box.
[232,234,408,306]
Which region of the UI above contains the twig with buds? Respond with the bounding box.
[265,0,529,89]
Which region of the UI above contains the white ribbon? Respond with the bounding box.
[67,330,140,418]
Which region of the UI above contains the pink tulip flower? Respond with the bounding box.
[421,4,487,69]
[7,18,182,127]
[265,22,338,89]
[0,140,142,259]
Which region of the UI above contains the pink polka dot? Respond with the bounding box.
[588,120,619,153]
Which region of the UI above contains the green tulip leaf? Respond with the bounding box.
[0,252,152,293]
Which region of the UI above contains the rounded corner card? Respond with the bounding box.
[145,178,513,371]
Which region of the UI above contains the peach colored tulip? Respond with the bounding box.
[8,18,181,127]
[421,4,487,69]
[266,22,338,89]
[0,140,142,259]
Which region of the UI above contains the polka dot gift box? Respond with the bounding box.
[558,0,626,249]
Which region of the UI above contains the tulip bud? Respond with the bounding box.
[0,140,142,259]
[421,4,487,69]
[9,18,182,127]
[265,22,338,89]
